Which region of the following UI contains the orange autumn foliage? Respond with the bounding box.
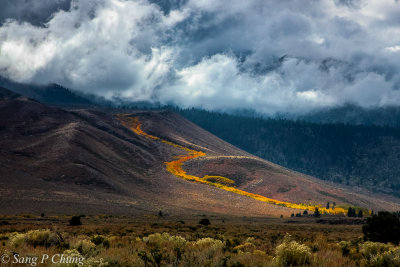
[116,114,347,215]
[116,114,159,140]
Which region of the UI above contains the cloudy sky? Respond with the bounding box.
[0,0,400,114]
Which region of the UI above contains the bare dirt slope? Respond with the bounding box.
[1,87,399,216]
[129,110,400,212]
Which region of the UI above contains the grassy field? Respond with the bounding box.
[1,213,398,266]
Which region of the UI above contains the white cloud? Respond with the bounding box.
[0,0,174,101]
[0,0,400,114]
[161,54,340,113]
[385,46,400,52]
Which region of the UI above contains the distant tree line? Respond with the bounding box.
[363,211,400,243]
[347,207,363,218]
[175,107,400,197]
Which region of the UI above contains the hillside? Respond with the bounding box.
[297,104,400,127]
[0,76,94,107]
[177,108,400,197]
[1,87,400,216]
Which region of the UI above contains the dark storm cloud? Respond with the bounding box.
[1,0,400,114]
[0,0,71,26]
[148,0,188,14]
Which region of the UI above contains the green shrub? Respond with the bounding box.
[141,233,187,266]
[10,233,26,247]
[91,235,110,248]
[143,232,186,249]
[360,241,391,257]
[69,216,82,226]
[71,238,96,255]
[10,229,61,248]
[182,237,226,266]
[338,241,351,256]
[199,218,211,225]
[360,241,400,266]
[234,242,256,253]
[83,257,110,267]
[274,234,311,266]
[193,237,224,255]
[26,229,51,246]
[362,211,400,243]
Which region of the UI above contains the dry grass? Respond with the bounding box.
[0,214,388,266]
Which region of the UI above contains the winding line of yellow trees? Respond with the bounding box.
[117,114,346,215]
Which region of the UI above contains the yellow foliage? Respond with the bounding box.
[203,175,235,185]
[10,233,25,247]
[116,114,349,215]
[274,234,312,266]
[359,241,400,266]
[116,114,159,140]
[234,242,256,253]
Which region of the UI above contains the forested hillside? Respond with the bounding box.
[177,108,400,197]
[297,105,400,127]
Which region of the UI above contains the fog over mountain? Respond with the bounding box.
[1,0,400,114]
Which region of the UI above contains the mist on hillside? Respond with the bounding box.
[1,0,400,115]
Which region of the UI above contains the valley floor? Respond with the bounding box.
[0,214,394,266]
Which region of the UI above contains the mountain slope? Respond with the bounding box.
[298,104,400,127]
[0,87,164,213]
[0,77,93,107]
[177,108,400,197]
[1,87,400,216]
[117,110,400,213]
